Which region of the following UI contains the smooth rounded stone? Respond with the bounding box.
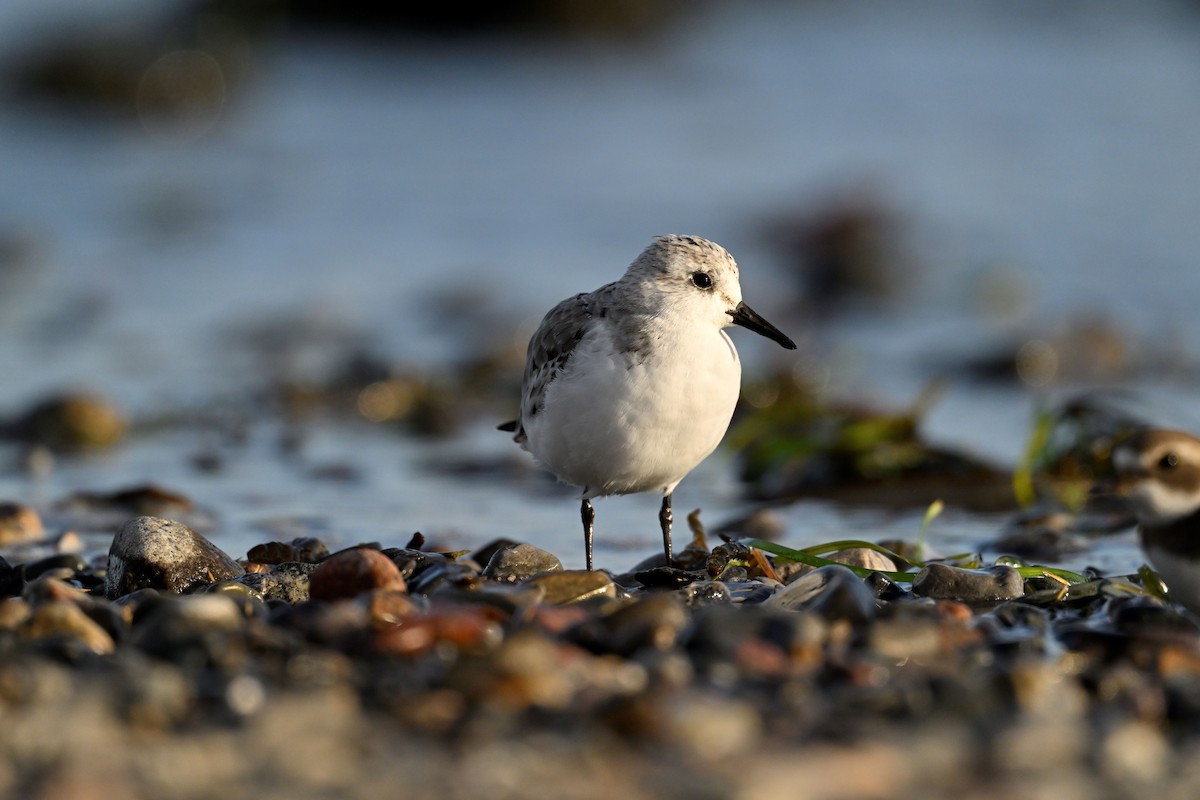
[526,570,618,605]
[213,561,316,603]
[865,571,908,601]
[482,543,563,583]
[383,547,453,581]
[131,594,247,665]
[0,502,43,545]
[912,564,1025,603]
[105,516,244,599]
[23,553,87,581]
[629,566,701,589]
[688,604,826,668]
[679,580,733,608]
[570,594,689,655]
[0,556,22,597]
[245,537,329,565]
[726,579,778,604]
[406,561,479,596]
[309,548,407,602]
[767,564,876,624]
[270,599,372,651]
[470,537,519,569]
[825,547,898,573]
[20,599,115,655]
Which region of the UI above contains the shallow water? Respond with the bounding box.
[1,0,1199,572]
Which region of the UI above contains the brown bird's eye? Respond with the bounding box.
[1159,452,1179,469]
[691,272,713,289]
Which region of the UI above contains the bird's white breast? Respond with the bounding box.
[523,318,742,497]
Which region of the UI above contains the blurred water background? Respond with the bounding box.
[1,0,1199,572]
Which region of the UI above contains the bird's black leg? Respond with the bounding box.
[659,493,673,567]
[581,498,596,571]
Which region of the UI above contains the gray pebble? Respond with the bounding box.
[767,564,875,624]
[482,543,563,582]
[911,563,1025,603]
[212,562,316,603]
[106,516,244,599]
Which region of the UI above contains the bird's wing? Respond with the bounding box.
[506,289,606,440]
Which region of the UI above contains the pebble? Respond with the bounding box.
[481,543,563,582]
[0,502,43,546]
[570,593,689,655]
[525,569,618,605]
[0,512,1195,798]
[105,516,245,599]
[21,599,116,655]
[767,564,876,624]
[911,564,1025,603]
[310,548,407,601]
[216,561,316,603]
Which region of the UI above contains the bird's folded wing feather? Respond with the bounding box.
[512,290,606,436]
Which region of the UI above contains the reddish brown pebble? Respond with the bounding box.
[934,599,975,622]
[367,590,420,626]
[373,607,504,658]
[310,548,407,602]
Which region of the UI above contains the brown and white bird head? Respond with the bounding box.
[1109,428,1200,613]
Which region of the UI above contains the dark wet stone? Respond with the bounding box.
[383,548,453,582]
[687,603,826,670]
[482,543,563,582]
[570,594,688,656]
[526,570,618,605]
[407,561,480,595]
[246,537,329,565]
[767,564,875,624]
[911,564,1024,603]
[1111,601,1199,639]
[310,548,406,602]
[726,580,778,604]
[631,566,701,589]
[0,502,43,545]
[214,562,316,603]
[131,594,248,670]
[0,556,23,597]
[105,516,245,599]
[471,538,519,569]
[865,571,908,601]
[679,580,733,608]
[989,527,1090,561]
[23,553,87,581]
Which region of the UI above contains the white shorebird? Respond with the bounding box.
[501,235,796,570]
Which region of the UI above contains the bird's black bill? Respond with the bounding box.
[727,302,797,350]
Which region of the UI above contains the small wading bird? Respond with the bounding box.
[1108,428,1200,614]
[500,235,796,571]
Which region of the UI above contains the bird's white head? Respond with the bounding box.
[624,235,797,350]
[1111,428,1200,527]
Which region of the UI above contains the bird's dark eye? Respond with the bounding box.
[691,272,713,289]
[1160,452,1180,469]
